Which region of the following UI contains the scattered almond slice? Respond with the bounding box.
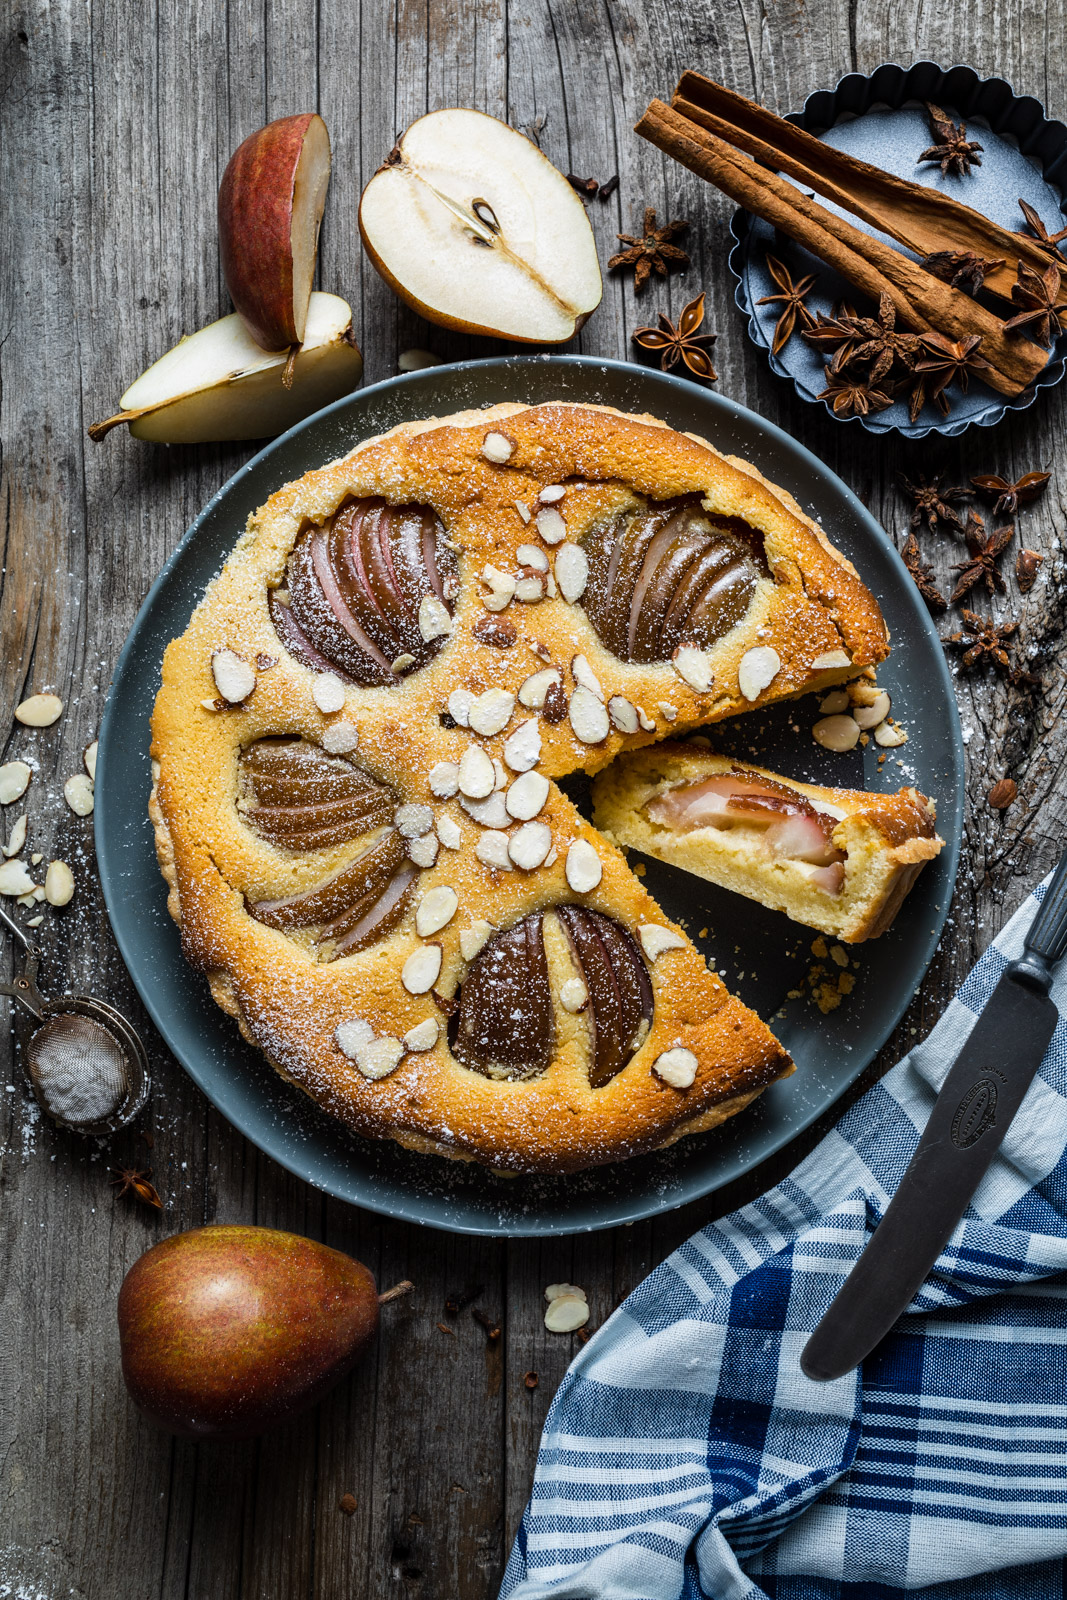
[44,860,75,907]
[3,815,27,858]
[402,944,442,995]
[738,646,781,702]
[853,692,891,730]
[518,668,560,709]
[395,804,434,838]
[468,688,515,736]
[813,714,860,752]
[874,721,908,748]
[505,771,549,820]
[554,543,588,603]
[535,507,566,545]
[64,774,95,816]
[460,920,495,961]
[416,886,458,937]
[673,644,713,692]
[83,741,99,780]
[429,761,459,798]
[568,685,609,744]
[607,696,639,734]
[545,1282,587,1302]
[503,720,542,773]
[447,689,473,727]
[571,654,604,701]
[481,565,516,612]
[481,431,515,463]
[544,1294,590,1333]
[437,814,462,850]
[508,821,552,870]
[811,649,851,671]
[653,1047,698,1088]
[0,762,32,806]
[418,595,452,643]
[403,1018,440,1052]
[818,689,850,714]
[559,977,589,1013]
[312,672,346,713]
[408,833,439,868]
[475,830,513,871]
[321,721,359,754]
[0,859,35,896]
[516,543,548,572]
[356,1036,406,1081]
[458,746,496,799]
[461,791,510,828]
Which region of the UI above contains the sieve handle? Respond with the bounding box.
[0,901,41,958]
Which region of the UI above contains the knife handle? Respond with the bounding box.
[1015,846,1067,991]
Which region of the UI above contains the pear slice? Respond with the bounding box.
[89,293,362,444]
[359,109,602,343]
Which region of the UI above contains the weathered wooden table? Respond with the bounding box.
[3,2,1066,1594]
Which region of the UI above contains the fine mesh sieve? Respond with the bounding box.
[0,901,149,1135]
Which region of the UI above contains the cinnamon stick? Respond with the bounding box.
[673,72,1055,302]
[635,99,1047,398]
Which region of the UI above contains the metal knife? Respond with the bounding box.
[801,846,1067,1383]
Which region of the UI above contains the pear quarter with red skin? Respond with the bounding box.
[117,1224,379,1439]
[219,113,331,351]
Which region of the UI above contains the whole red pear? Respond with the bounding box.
[117,1224,388,1439]
[219,113,332,351]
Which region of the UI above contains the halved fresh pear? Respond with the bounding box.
[89,293,362,444]
[359,109,602,343]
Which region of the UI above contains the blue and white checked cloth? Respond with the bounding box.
[503,878,1067,1599]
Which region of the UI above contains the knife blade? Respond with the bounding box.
[801,846,1067,1383]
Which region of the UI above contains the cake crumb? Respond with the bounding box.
[829,943,848,968]
[811,935,828,959]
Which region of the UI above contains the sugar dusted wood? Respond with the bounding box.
[2,1,1067,1597]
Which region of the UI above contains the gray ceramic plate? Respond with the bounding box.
[95,356,963,1235]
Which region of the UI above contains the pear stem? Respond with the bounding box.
[378,1279,414,1305]
[282,344,299,389]
[88,408,155,441]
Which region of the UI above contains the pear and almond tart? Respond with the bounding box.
[593,746,942,943]
[150,401,889,1173]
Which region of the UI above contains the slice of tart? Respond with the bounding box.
[592,744,943,943]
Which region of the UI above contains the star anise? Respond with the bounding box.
[844,293,922,383]
[756,255,818,354]
[1017,198,1067,258]
[803,307,865,373]
[947,609,1019,675]
[632,292,718,380]
[970,469,1051,516]
[898,472,970,534]
[110,1166,163,1210]
[1003,261,1067,347]
[920,249,1004,295]
[609,208,689,292]
[900,532,947,612]
[905,372,951,423]
[1016,548,1045,592]
[949,514,1015,602]
[817,368,892,417]
[914,331,993,396]
[918,103,983,177]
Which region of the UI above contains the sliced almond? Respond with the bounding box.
[460,920,495,961]
[458,746,495,799]
[514,573,545,603]
[545,1282,587,1302]
[3,814,27,858]
[565,838,602,893]
[429,761,460,798]
[654,1047,698,1088]
[738,646,781,702]
[403,1018,440,1053]
[447,689,473,727]
[356,1036,406,1081]
[637,707,655,732]
[482,431,515,464]
[568,685,609,744]
[853,691,891,730]
[418,594,452,643]
[0,859,35,896]
[475,830,513,871]
[14,693,64,728]
[657,702,677,722]
[493,759,507,790]
[818,689,850,715]
[535,507,566,545]
[607,696,639,735]
[514,499,532,524]
[44,860,75,907]
[402,943,442,995]
[468,688,515,737]
[481,564,516,612]
[312,672,346,713]
[518,668,560,709]
[461,791,510,828]
[395,803,433,838]
[539,485,565,504]
[672,644,714,693]
[503,720,542,773]
[408,833,439,868]
[416,886,458,937]
[0,762,32,806]
[544,1295,590,1333]
[505,771,549,821]
[554,543,588,603]
[508,821,552,870]
[335,1019,375,1059]
[571,654,604,701]
[211,652,255,705]
[392,653,416,673]
[848,680,883,708]
[874,721,908,748]
[559,977,589,1013]
[516,543,548,572]
[811,649,851,671]
[813,714,861,752]
[25,915,43,928]
[638,925,685,960]
[83,740,98,780]
[321,720,359,754]
[437,814,462,850]
[63,774,94,816]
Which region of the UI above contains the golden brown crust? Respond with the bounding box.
[149,401,892,1172]
[592,743,943,945]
